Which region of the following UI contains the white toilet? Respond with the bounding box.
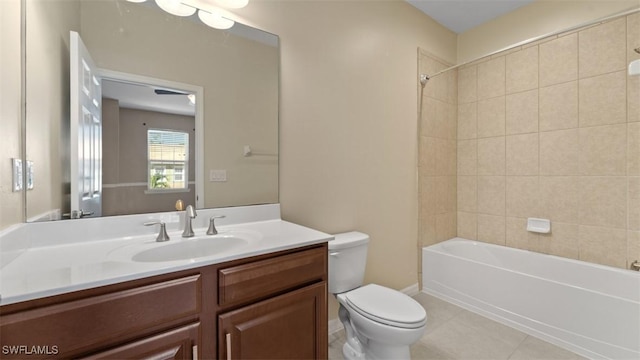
[329,232,427,360]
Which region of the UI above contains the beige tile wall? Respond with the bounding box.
[418,49,458,282]
[453,13,640,270]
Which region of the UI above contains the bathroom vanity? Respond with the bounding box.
[0,205,330,359]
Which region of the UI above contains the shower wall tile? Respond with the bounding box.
[435,176,457,214]
[579,176,627,229]
[436,138,457,176]
[505,217,537,251]
[629,177,640,231]
[458,103,477,139]
[436,212,457,242]
[445,102,458,140]
[628,13,640,62]
[539,33,578,87]
[629,123,640,175]
[506,46,538,94]
[579,225,627,268]
[477,57,506,100]
[442,16,636,271]
[458,65,477,104]
[457,139,477,175]
[423,98,451,139]
[477,176,506,216]
[506,176,540,218]
[578,18,626,79]
[477,214,506,246]
[506,133,539,176]
[539,129,579,175]
[419,175,436,215]
[477,96,506,138]
[539,81,578,131]
[419,213,436,247]
[457,211,477,240]
[629,231,640,269]
[457,176,477,212]
[578,71,627,127]
[536,222,579,260]
[629,76,640,123]
[477,137,505,175]
[539,176,580,224]
[578,124,627,176]
[506,89,538,135]
[419,136,437,176]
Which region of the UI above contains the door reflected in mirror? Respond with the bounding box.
[25,0,279,222]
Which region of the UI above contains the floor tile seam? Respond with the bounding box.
[506,334,533,359]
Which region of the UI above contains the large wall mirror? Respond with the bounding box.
[25,0,279,222]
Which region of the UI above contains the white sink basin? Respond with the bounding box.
[108,229,262,263]
[133,235,248,262]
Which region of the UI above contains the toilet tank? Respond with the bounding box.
[328,231,370,294]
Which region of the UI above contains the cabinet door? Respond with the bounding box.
[81,322,200,360]
[219,282,327,360]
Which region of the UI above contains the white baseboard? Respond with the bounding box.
[328,282,420,335]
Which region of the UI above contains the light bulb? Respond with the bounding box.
[155,0,196,17]
[126,0,148,3]
[198,9,234,29]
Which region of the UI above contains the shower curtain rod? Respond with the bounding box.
[421,6,640,83]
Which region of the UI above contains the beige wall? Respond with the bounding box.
[417,49,457,285]
[24,0,80,221]
[455,13,640,269]
[234,1,457,318]
[0,0,23,230]
[101,103,196,216]
[458,0,639,63]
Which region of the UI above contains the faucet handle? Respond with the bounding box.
[207,215,226,235]
[144,221,170,242]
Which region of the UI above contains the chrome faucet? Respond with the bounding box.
[182,205,197,238]
[144,221,170,242]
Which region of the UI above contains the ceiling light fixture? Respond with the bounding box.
[127,0,245,29]
[198,9,234,30]
[154,0,196,17]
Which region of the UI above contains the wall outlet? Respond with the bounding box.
[209,169,227,182]
[11,158,23,192]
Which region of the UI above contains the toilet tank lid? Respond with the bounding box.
[329,231,370,250]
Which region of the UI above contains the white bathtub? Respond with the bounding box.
[422,238,640,360]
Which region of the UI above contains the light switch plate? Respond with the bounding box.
[12,158,23,192]
[26,160,34,190]
[209,169,227,182]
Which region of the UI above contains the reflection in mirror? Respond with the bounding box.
[25,0,279,222]
[101,77,200,217]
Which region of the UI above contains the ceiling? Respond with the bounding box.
[102,79,196,117]
[407,0,536,34]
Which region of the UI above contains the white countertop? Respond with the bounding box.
[0,205,332,306]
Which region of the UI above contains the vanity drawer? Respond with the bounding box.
[218,246,326,307]
[0,274,201,359]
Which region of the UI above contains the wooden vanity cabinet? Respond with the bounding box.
[218,245,328,359]
[0,243,327,360]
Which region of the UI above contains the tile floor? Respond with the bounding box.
[328,292,585,360]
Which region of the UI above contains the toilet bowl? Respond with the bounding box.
[329,232,427,360]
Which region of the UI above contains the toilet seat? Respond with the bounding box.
[343,284,427,329]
